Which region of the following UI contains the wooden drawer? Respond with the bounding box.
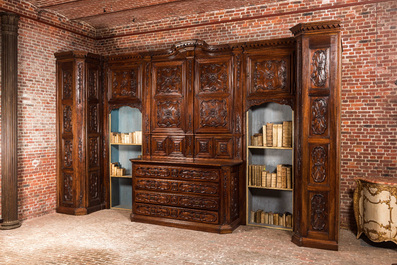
[135,178,219,196]
[135,203,219,224]
[135,190,219,211]
[135,165,220,183]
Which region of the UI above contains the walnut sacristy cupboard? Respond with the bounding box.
[55,21,341,250]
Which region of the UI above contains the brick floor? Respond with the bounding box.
[0,209,396,264]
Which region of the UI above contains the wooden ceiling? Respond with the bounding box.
[24,0,269,29]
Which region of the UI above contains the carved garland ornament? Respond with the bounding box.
[311,50,327,87]
[311,146,327,183]
[311,98,328,135]
[136,179,218,195]
[311,194,327,231]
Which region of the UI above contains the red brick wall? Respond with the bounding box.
[1,0,396,230]
[0,13,96,220]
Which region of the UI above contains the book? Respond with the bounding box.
[256,210,263,223]
[282,121,292,147]
[276,164,282,188]
[272,124,278,147]
[250,211,255,223]
[281,166,287,188]
[262,125,267,146]
[264,212,269,224]
[262,171,267,187]
[286,166,292,189]
[268,212,273,225]
[271,173,277,188]
[273,213,279,226]
[266,123,273,147]
[277,124,283,147]
[260,211,266,223]
[266,172,272,188]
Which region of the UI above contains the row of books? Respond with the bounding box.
[110,162,126,177]
[250,210,293,228]
[251,121,292,147]
[110,131,142,144]
[248,164,292,189]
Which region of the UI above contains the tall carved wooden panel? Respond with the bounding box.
[290,21,341,250]
[56,52,105,215]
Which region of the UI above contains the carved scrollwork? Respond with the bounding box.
[89,138,99,167]
[89,172,99,200]
[112,69,138,98]
[156,100,182,128]
[136,179,219,195]
[311,146,327,183]
[77,62,83,105]
[63,172,73,204]
[88,104,98,133]
[63,105,72,133]
[156,66,182,94]
[62,70,72,100]
[64,140,73,168]
[135,204,218,224]
[199,63,228,93]
[199,99,227,128]
[311,194,327,231]
[253,60,287,92]
[88,69,98,100]
[311,98,328,135]
[311,50,327,87]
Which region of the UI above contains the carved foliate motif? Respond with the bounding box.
[156,100,181,128]
[88,104,98,133]
[156,66,182,94]
[78,138,83,163]
[136,179,219,195]
[199,99,227,128]
[88,70,98,99]
[89,138,99,167]
[89,172,99,200]
[199,63,228,93]
[311,194,327,231]
[312,146,327,183]
[64,140,73,168]
[311,50,327,87]
[231,172,239,220]
[62,70,72,100]
[63,105,72,133]
[311,98,328,135]
[253,60,287,91]
[135,204,218,224]
[63,173,73,203]
[112,69,138,98]
[77,62,83,104]
[135,191,218,210]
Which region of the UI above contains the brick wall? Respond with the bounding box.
[0,0,396,229]
[0,10,96,220]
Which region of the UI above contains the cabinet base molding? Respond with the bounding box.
[0,220,21,230]
[291,234,338,251]
[56,204,105,216]
[131,213,241,234]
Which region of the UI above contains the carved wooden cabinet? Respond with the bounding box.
[130,159,242,233]
[55,51,105,215]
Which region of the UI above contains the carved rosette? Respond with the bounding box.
[199,63,228,93]
[156,100,181,128]
[311,50,327,87]
[311,146,327,183]
[253,60,287,92]
[63,173,73,203]
[63,105,72,133]
[89,172,99,200]
[311,194,327,231]
[63,140,73,168]
[112,69,138,98]
[156,66,182,94]
[199,99,228,128]
[88,105,98,133]
[311,98,328,135]
[89,138,99,167]
[62,70,72,100]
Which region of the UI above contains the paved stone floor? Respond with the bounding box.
[0,209,396,265]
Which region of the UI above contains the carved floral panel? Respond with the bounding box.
[199,63,228,93]
[89,137,99,168]
[199,99,228,128]
[156,66,182,95]
[310,49,328,88]
[88,69,98,100]
[63,140,73,168]
[63,172,73,204]
[111,68,138,99]
[89,171,99,201]
[311,98,328,136]
[88,104,98,133]
[311,145,328,183]
[311,193,327,231]
[156,100,182,128]
[253,60,287,92]
[63,105,72,133]
[62,69,72,100]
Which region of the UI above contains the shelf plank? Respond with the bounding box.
[248,186,292,191]
[247,222,292,231]
[248,145,292,150]
[110,143,142,146]
[110,175,132,178]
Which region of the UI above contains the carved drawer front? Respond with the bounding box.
[135,165,220,182]
[246,51,292,97]
[214,137,233,159]
[135,190,219,211]
[135,203,219,224]
[195,137,213,158]
[135,178,219,196]
[107,64,141,102]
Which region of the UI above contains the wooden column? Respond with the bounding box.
[1,12,21,230]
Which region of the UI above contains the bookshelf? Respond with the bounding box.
[246,102,293,230]
[109,106,142,210]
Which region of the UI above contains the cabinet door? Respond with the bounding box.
[107,63,142,102]
[151,60,186,134]
[194,56,233,134]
